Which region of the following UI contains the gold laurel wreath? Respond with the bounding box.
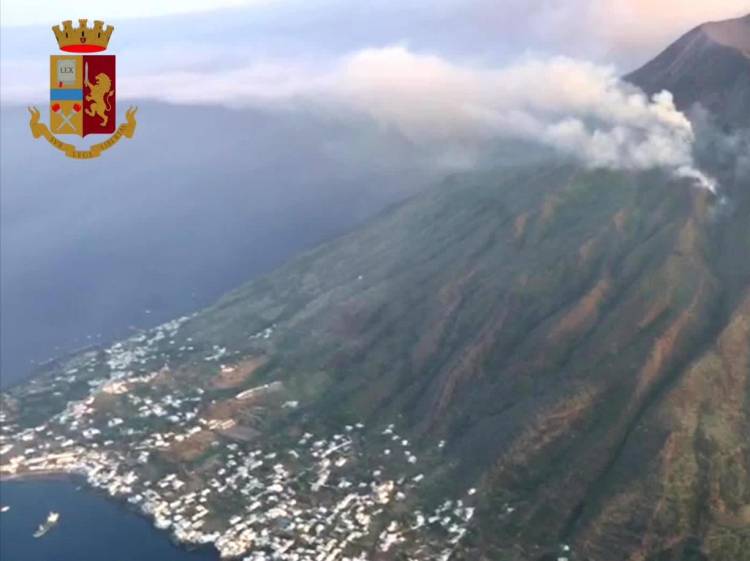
[28,106,138,159]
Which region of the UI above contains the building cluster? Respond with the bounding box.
[2,411,477,560]
[0,316,558,561]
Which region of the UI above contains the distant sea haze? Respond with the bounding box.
[0,102,432,387]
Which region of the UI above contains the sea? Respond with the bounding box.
[0,479,219,561]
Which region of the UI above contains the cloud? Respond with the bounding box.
[0,0,275,27]
[3,1,745,101]
[490,0,749,69]
[4,0,735,191]
[114,46,716,191]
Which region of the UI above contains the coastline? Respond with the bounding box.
[1,470,78,483]
[0,473,219,559]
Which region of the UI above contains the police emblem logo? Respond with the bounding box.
[28,20,138,159]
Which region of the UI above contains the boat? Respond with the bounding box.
[33,511,60,538]
[0,505,9,513]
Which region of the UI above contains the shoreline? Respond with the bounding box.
[1,474,219,559]
[0,470,78,483]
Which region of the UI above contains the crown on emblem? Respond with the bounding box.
[52,19,114,53]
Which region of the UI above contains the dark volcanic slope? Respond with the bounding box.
[180,160,748,560]
[626,14,750,129]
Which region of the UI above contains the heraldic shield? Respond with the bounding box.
[50,54,116,137]
[28,19,137,159]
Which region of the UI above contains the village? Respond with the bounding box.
[0,316,512,561]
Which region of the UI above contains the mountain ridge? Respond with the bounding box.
[703,14,750,53]
[626,13,750,130]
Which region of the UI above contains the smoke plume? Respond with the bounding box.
[325,48,716,191]
[122,47,717,190]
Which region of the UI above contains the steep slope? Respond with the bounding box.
[172,160,745,560]
[9,156,748,560]
[574,289,750,561]
[626,14,750,129]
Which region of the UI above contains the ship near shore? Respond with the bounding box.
[33,511,59,538]
[1,479,218,561]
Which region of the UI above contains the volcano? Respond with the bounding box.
[177,14,750,560]
[3,12,749,561]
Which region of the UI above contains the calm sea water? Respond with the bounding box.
[0,479,218,561]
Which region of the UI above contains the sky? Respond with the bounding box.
[2,1,746,163]
[1,1,743,200]
[1,1,745,190]
[2,0,749,106]
[0,0,275,26]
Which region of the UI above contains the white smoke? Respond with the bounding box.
[120,46,717,190]
[325,48,716,191]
